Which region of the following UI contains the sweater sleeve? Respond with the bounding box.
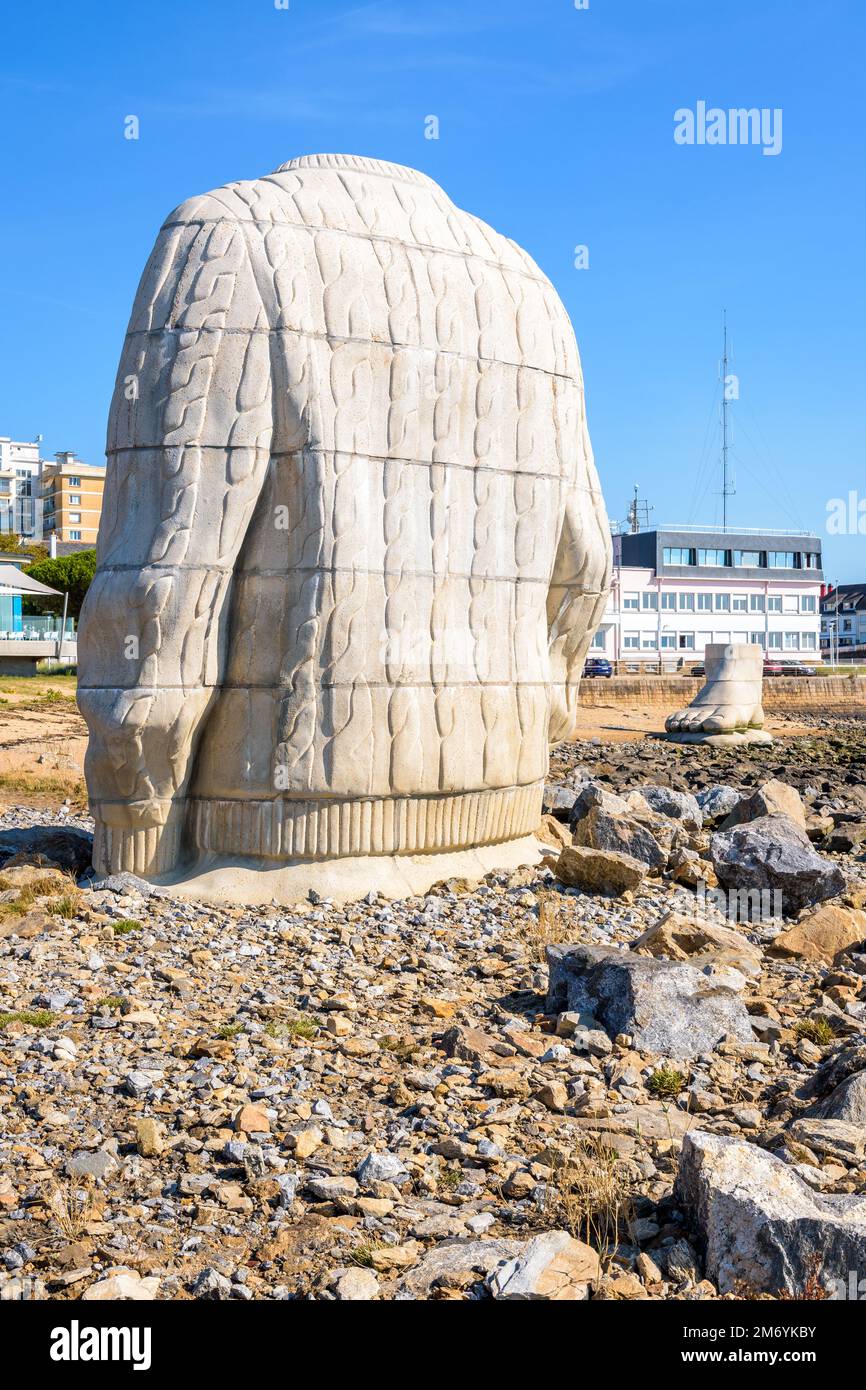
[546,400,612,742]
[77,200,273,875]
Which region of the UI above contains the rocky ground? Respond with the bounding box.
[2,720,866,1302]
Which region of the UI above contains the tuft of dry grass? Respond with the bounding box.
[0,770,87,812]
[517,887,578,963]
[546,1133,635,1267]
[47,1176,96,1241]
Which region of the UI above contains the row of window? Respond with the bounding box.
[597,630,819,653]
[662,547,820,571]
[622,591,817,614]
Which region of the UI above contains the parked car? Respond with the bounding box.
[762,659,785,677]
[782,661,817,677]
[688,664,705,678]
[583,657,613,679]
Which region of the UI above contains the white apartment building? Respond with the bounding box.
[0,436,42,538]
[591,526,823,665]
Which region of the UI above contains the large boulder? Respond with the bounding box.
[768,902,866,965]
[638,786,702,831]
[710,815,845,915]
[676,1131,866,1296]
[553,844,646,896]
[721,779,806,829]
[571,807,670,872]
[546,943,755,1059]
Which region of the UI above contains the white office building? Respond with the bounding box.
[592,526,823,665]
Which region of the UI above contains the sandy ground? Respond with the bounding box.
[569,701,811,742]
[0,677,86,809]
[0,675,813,816]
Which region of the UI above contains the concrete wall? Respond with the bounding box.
[578,675,865,711]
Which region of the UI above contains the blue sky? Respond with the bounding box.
[1,0,864,579]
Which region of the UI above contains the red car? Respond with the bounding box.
[762,659,785,677]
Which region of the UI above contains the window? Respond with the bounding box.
[733,550,763,567]
[661,592,676,611]
[641,633,657,650]
[784,632,799,650]
[800,595,817,613]
[70,530,81,540]
[732,595,748,613]
[697,548,729,566]
[750,632,766,647]
[678,633,695,650]
[590,631,605,650]
[801,632,817,650]
[660,633,676,649]
[697,631,712,649]
[767,596,782,613]
[697,593,713,611]
[714,593,730,612]
[641,592,658,611]
[69,512,82,523]
[678,592,695,611]
[69,494,81,505]
[749,594,765,612]
[622,592,640,611]
[732,630,749,644]
[804,553,819,569]
[768,551,797,569]
[69,476,81,486]
[783,595,799,614]
[663,547,696,566]
[767,631,782,649]
[715,630,731,645]
[623,632,640,650]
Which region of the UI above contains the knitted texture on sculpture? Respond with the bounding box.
[78,155,611,876]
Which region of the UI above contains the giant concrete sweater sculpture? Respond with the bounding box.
[78,154,611,900]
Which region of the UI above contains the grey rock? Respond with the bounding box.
[571,807,668,872]
[547,943,754,1059]
[191,1266,232,1299]
[808,1070,866,1127]
[124,1070,152,1098]
[676,1130,866,1296]
[89,871,156,897]
[696,786,742,823]
[486,1230,600,1300]
[710,815,845,915]
[639,786,702,830]
[395,1238,522,1299]
[542,784,577,817]
[356,1151,408,1186]
[67,1150,118,1182]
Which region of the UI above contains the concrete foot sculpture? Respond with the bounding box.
[77,154,611,904]
[665,643,772,746]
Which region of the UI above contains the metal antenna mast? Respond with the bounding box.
[720,310,735,531]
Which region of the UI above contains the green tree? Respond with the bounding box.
[22,550,96,619]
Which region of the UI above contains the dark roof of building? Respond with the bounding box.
[52,541,95,557]
[821,584,866,612]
